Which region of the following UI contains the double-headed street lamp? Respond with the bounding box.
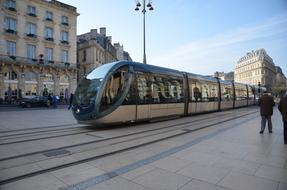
[134,0,154,64]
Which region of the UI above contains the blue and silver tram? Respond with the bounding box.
[72,61,265,125]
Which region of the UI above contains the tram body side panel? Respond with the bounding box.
[136,105,150,121]
[188,102,218,114]
[220,101,234,110]
[94,105,137,124]
[234,100,248,108]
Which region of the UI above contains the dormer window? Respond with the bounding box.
[61,16,69,26]
[5,0,16,11]
[45,11,53,21]
[27,5,36,17]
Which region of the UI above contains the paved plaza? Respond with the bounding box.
[0,106,286,190]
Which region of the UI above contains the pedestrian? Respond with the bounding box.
[68,93,74,110]
[52,95,57,109]
[259,92,275,134]
[278,91,287,144]
[47,94,52,108]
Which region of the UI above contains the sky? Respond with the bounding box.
[61,0,287,76]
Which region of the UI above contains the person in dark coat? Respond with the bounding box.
[259,92,275,134]
[68,93,74,110]
[278,92,287,144]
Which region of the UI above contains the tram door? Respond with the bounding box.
[135,73,150,120]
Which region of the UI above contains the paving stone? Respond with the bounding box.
[0,173,66,190]
[0,162,42,181]
[133,168,191,190]
[243,152,286,168]
[51,163,105,186]
[255,165,287,183]
[278,182,287,190]
[86,176,146,190]
[212,157,261,175]
[120,165,155,180]
[150,156,192,172]
[218,171,278,190]
[179,179,229,190]
[172,150,222,165]
[177,163,230,184]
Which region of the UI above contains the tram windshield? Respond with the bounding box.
[74,63,116,106]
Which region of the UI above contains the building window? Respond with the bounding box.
[45,48,53,62]
[60,31,69,43]
[6,41,16,57]
[26,22,37,37]
[82,50,86,62]
[61,16,69,25]
[5,17,17,34]
[45,27,53,41]
[27,44,36,60]
[61,50,68,63]
[27,5,36,16]
[4,70,17,80]
[45,11,53,21]
[5,0,16,11]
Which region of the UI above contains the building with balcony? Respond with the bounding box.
[0,0,78,103]
[214,71,234,81]
[234,49,277,91]
[77,28,132,81]
[114,42,132,62]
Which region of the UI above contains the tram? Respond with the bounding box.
[72,61,266,125]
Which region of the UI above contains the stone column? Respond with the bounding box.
[54,74,60,96]
[0,66,4,100]
[38,73,43,96]
[18,72,25,98]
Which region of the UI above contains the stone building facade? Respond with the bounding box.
[0,0,78,103]
[77,28,132,81]
[234,49,277,91]
[214,71,234,81]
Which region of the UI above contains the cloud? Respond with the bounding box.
[149,13,287,75]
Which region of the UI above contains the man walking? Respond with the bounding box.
[259,92,275,134]
[278,91,287,144]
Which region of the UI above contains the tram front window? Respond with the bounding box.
[100,66,129,111]
[74,63,116,108]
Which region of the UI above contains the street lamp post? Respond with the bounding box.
[135,0,154,64]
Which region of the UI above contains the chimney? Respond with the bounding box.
[90,29,98,34]
[107,36,112,42]
[100,27,106,36]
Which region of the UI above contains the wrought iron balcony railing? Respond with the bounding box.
[0,54,76,70]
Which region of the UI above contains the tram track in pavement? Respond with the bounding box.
[0,108,253,162]
[0,108,249,145]
[0,108,258,186]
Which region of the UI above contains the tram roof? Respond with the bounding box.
[107,61,184,78]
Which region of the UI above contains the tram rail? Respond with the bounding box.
[0,109,257,186]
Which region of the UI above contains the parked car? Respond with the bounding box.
[20,96,48,108]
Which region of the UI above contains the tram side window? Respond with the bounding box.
[122,76,137,105]
[100,66,128,111]
[235,85,247,100]
[201,83,218,102]
[150,75,183,104]
[189,80,202,102]
[248,86,254,100]
[136,74,151,104]
[221,84,234,101]
[189,80,218,102]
